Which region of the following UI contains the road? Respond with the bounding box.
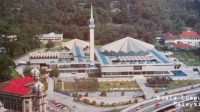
[121,87,200,112]
[142,95,193,112]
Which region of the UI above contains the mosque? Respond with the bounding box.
[29,4,175,77]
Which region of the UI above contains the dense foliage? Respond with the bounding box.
[0,54,15,82]
[2,39,40,58]
[1,0,200,45]
[49,68,60,78]
[147,76,172,87]
[23,66,32,76]
[45,40,54,49]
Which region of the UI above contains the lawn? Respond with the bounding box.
[55,80,140,92]
[172,51,200,66]
[167,80,200,89]
[64,81,75,91]
[55,80,62,90]
[98,81,140,91]
[154,80,200,93]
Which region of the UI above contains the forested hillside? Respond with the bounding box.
[1,0,200,46]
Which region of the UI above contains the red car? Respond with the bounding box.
[51,109,58,112]
[51,100,57,104]
[154,102,160,109]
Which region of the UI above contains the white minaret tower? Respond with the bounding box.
[89,3,95,62]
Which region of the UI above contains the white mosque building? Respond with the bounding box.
[28,4,175,77]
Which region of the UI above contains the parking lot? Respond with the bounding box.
[47,99,71,112]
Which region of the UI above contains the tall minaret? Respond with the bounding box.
[89,3,95,62]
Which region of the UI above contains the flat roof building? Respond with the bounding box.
[36,32,63,44]
[1,35,17,41]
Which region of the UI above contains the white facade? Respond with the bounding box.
[165,38,200,46]
[89,4,95,62]
[29,52,60,64]
[164,31,200,47]
[1,35,17,41]
[101,64,174,77]
[37,32,63,44]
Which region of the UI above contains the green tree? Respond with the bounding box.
[100,91,107,97]
[3,41,24,58]
[49,68,60,78]
[45,40,54,49]
[0,20,9,35]
[134,99,138,103]
[195,23,200,34]
[1,0,200,54]
[0,54,15,82]
[23,67,32,76]
[39,68,47,75]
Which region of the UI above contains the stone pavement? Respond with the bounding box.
[134,76,156,99]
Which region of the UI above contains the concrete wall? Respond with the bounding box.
[101,64,174,73]
[30,59,59,64]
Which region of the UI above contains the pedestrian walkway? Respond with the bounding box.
[134,76,156,99]
[47,77,54,94]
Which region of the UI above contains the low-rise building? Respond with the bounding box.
[177,30,200,46]
[163,30,200,48]
[28,37,175,77]
[165,42,192,51]
[1,35,17,41]
[36,32,63,44]
[0,69,46,112]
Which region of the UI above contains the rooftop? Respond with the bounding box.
[38,32,63,38]
[163,32,176,40]
[179,31,200,38]
[62,39,89,50]
[96,37,171,65]
[1,77,34,95]
[102,37,154,54]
